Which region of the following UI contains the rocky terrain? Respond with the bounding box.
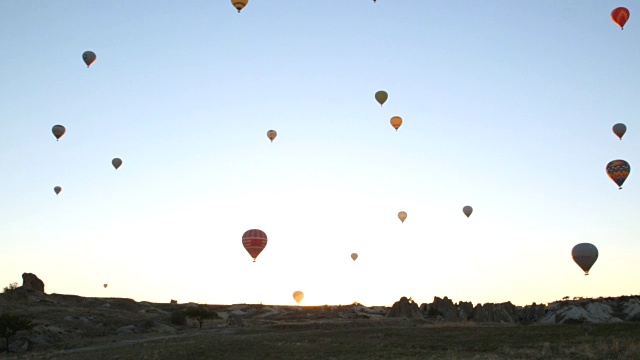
[1,273,639,358]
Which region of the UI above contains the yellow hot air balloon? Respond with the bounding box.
[398,211,407,223]
[351,253,358,261]
[231,0,248,12]
[390,116,402,131]
[82,51,97,68]
[52,125,66,141]
[375,91,388,106]
[112,158,123,170]
[267,130,277,142]
[54,186,62,195]
[293,291,304,304]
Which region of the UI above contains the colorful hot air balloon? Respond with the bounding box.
[82,51,97,67]
[611,7,630,30]
[398,211,407,223]
[232,0,248,12]
[54,186,62,195]
[267,130,277,142]
[463,206,473,218]
[242,229,267,262]
[52,125,66,141]
[112,158,123,170]
[571,243,598,275]
[293,291,304,304]
[606,160,630,189]
[351,253,358,261]
[390,116,402,131]
[103,283,108,289]
[375,91,388,106]
[613,123,627,140]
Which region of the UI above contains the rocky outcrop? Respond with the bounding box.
[386,297,423,319]
[22,273,44,293]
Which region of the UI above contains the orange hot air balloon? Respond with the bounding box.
[390,116,402,131]
[242,229,267,262]
[293,291,304,304]
[398,211,407,223]
[611,7,630,29]
[232,0,248,12]
[267,130,277,142]
[606,160,630,189]
[351,253,358,261]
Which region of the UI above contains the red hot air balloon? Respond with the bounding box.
[611,7,630,30]
[606,160,630,189]
[242,229,267,262]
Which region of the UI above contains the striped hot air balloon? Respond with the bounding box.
[242,229,268,262]
[606,160,630,189]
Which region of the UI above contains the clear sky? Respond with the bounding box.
[1,1,639,307]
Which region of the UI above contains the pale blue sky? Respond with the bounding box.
[1,1,639,306]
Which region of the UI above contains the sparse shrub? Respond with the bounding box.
[2,283,18,293]
[184,305,220,329]
[170,309,186,326]
[0,313,35,353]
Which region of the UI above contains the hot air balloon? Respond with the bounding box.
[52,125,66,141]
[398,211,407,223]
[606,160,630,189]
[375,91,388,106]
[267,130,277,142]
[293,291,304,304]
[613,123,627,140]
[611,7,630,29]
[232,0,248,12]
[572,243,598,275]
[103,284,108,289]
[82,51,97,67]
[390,116,402,131]
[54,186,62,195]
[112,158,123,170]
[463,206,473,218]
[242,229,267,262]
[351,253,358,261]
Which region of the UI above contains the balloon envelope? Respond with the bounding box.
[232,0,248,12]
[54,186,62,195]
[82,51,96,67]
[611,7,630,29]
[571,243,598,275]
[293,291,304,304]
[112,158,123,170]
[52,125,66,140]
[398,211,407,223]
[242,229,268,262]
[103,284,108,288]
[351,253,358,261]
[267,130,277,142]
[375,91,388,106]
[390,116,402,131]
[613,123,627,140]
[463,206,473,218]
[606,160,630,189]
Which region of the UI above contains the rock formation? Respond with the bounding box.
[386,297,423,319]
[22,273,44,293]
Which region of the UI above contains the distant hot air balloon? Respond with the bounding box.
[232,0,248,12]
[54,186,62,195]
[390,116,402,131]
[112,158,123,170]
[351,253,358,261]
[613,123,627,140]
[103,284,108,289]
[267,130,277,142]
[293,291,304,304]
[462,206,473,218]
[398,211,407,223]
[242,229,268,262]
[572,243,598,275]
[82,51,97,67]
[375,91,388,106]
[606,160,630,189]
[611,7,630,29]
[52,125,66,141]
